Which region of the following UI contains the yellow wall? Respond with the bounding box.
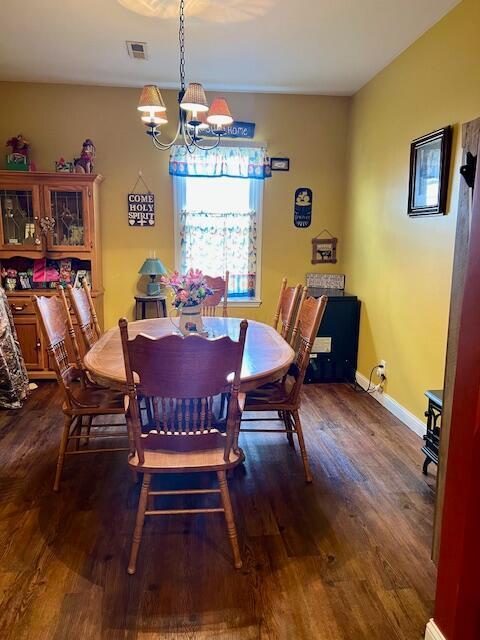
[0,83,350,327]
[2,0,476,423]
[344,0,480,420]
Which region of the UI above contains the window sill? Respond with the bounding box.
[227,299,262,308]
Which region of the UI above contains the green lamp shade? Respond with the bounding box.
[138,258,167,276]
[139,258,167,296]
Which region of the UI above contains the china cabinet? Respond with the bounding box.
[0,171,104,378]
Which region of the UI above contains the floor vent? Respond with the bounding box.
[126,41,148,60]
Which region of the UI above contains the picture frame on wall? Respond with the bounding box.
[270,157,290,171]
[407,126,452,216]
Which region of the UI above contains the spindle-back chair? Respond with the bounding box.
[202,271,229,317]
[120,317,248,574]
[33,290,127,491]
[272,278,302,345]
[67,279,101,352]
[241,293,328,482]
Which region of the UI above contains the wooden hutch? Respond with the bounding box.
[0,171,104,378]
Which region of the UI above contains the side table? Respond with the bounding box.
[134,295,167,320]
[422,389,443,475]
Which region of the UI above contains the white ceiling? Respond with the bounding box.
[0,0,460,95]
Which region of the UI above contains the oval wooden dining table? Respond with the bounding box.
[83,317,295,392]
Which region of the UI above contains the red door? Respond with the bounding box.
[433,160,480,638]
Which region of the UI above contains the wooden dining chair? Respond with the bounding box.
[272,278,302,345]
[67,279,101,352]
[202,271,229,317]
[241,292,328,483]
[33,291,128,492]
[119,317,248,574]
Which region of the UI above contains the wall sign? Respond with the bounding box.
[128,193,155,226]
[128,172,155,226]
[294,187,312,228]
[202,121,256,139]
[311,229,338,264]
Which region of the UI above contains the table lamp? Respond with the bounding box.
[138,257,167,296]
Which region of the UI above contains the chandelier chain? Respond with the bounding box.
[179,0,186,91]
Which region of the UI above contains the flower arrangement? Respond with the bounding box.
[161,268,213,309]
[1,267,18,292]
[2,268,18,279]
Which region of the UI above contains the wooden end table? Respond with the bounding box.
[422,389,443,475]
[134,295,167,320]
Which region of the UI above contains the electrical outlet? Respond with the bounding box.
[376,360,387,379]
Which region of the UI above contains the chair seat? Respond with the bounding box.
[66,386,126,414]
[244,378,295,409]
[128,445,243,473]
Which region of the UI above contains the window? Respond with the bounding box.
[173,173,263,303]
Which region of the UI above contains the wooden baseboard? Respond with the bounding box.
[355,371,426,438]
[425,619,447,640]
[28,371,56,380]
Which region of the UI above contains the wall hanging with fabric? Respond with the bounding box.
[311,229,337,264]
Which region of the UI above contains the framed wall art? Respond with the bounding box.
[407,126,452,216]
[311,229,337,264]
[270,157,290,171]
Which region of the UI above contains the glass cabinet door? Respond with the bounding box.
[44,187,90,251]
[0,187,42,250]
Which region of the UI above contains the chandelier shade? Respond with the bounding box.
[207,97,233,127]
[137,85,167,113]
[180,82,209,113]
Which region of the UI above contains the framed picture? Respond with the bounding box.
[19,272,31,289]
[270,157,290,171]
[408,126,452,216]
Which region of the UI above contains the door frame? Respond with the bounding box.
[430,120,480,639]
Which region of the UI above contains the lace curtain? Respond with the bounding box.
[180,210,257,298]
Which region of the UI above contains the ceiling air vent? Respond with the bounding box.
[126,41,148,60]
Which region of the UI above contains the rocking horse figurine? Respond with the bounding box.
[74,139,96,174]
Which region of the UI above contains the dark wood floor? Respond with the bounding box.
[0,382,436,640]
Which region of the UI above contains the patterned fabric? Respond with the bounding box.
[0,287,29,408]
[180,211,257,298]
[170,146,271,180]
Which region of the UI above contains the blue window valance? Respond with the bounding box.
[169,145,271,180]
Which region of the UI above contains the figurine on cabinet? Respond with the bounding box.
[55,157,74,173]
[74,139,96,174]
[5,134,30,171]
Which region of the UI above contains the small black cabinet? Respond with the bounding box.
[305,288,361,383]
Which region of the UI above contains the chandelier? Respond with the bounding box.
[137,0,234,152]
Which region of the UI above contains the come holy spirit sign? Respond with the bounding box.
[127,172,155,226]
[128,192,155,226]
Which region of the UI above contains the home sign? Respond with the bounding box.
[128,192,155,226]
[202,121,256,139]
